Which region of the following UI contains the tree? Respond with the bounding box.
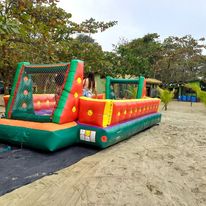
[157,86,175,111]
[185,83,206,106]
[66,38,106,73]
[76,34,95,44]
[100,51,121,77]
[156,35,206,83]
[115,33,162,77]
[0,0,117,93]
[57,34,121,78]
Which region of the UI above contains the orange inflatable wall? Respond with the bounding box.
[110,99,160,125]
[33,94,56,111]
[78,97,160,127]
[91,93,105,99]
[78,97,112,127]
[4,94,56,111]
[57,62,84,124]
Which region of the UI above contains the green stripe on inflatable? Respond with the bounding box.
[52,59,82,123]
[11,112,51,122]
[78,113,161,148]
[105,76,111,99]
[110,78,139,84]
[0,124,78,151]
[136,76,145,99]
[105,76,142,99]
[64,60,78,91]
[6,62,30,118]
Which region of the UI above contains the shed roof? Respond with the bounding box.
[146,78,162,84]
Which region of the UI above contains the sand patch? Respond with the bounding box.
[0,101,206,206]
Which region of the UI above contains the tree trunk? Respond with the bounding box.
[165,104,168,111]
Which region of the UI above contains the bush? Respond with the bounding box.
[185,83,206,106]
[157,86,175,110]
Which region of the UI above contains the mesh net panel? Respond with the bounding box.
[111,83,138,99]
[12,64,69,117]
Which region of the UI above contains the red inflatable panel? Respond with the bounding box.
[92,93,105,99]
[78,98,106,127]
[33,94,56,111]
[110,101,123,125]
[59,93,77,123]
[110,99,160,125]
[58,62,84,124]
[62,97,161,127]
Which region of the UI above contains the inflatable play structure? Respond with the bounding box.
[0,59,161,151]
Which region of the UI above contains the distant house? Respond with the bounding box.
[145,78,162,98]
[162,79,206,100]
[95,74,106,94]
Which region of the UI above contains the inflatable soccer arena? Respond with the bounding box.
[0,59,161,151]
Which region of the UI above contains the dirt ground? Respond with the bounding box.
[0,101,206,206]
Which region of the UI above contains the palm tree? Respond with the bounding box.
[185,83,206,106]
[157,86,175,111]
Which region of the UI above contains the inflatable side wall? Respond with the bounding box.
[5,60,83,124]
[52,59,84,124]
[6,62,30,119]
[6,62,71,122]
[79,113,161,148]
[78,97,160,127]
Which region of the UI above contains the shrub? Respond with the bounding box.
[185,83,206,106]
[157,86,175,111]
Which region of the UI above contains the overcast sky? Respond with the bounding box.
[58,0,206,51]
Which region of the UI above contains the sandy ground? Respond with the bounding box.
[0,101,206,206]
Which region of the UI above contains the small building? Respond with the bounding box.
[145,78,162,98]
[162,79,206,101]
[95,74,106,94]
